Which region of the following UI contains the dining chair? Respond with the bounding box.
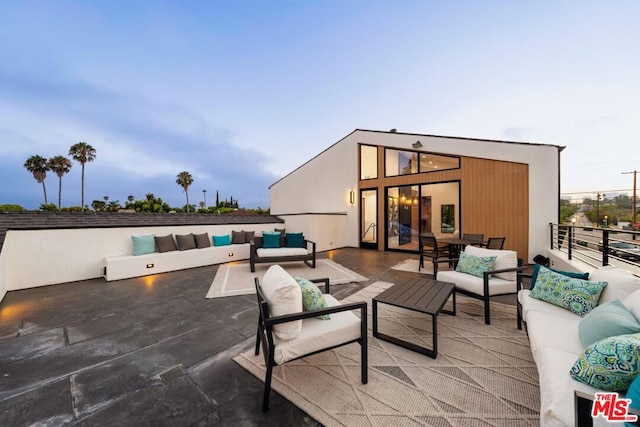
[462,233,484,246]
[419,234,452,275]
[485,237,506,250]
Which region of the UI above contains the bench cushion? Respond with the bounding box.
[257,247,308,257]
[261,265,303,340]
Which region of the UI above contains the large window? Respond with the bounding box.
[386,181,460,252]
[385,149,460,177]
[360,145,377,180]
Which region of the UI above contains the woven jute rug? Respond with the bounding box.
[206,259,368,298]
[234,281,540,426]
[390,258,434,275]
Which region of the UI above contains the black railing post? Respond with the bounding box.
[550,223,554,250]
[602,229,609,266]
[568,225,573,260]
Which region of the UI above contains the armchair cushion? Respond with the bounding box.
[455,252,496,278]
[464,245,518,280]
[438,270,516,296]
[272,294,362,364]
[261,265,303,340]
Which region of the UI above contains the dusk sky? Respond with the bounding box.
[1,1,639,210]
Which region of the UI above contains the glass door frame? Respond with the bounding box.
[359,188,378,249]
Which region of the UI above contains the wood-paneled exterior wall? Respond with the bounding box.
[359,147,529,260]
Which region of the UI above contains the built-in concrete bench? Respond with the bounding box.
[104,243,250,281]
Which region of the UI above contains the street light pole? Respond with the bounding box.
[622,171,637,229]
[203,189,207,208]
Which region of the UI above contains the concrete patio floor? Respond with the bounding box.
[0,248,518,426]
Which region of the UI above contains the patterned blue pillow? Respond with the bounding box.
[455,252,496,278]
[530,266,607,317]
[570,333,640,392]
[294,277,330,320]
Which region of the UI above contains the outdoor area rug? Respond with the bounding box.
[206,259,368,298]
[234,281,540,426]
[390,258,434,275]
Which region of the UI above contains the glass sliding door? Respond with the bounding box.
[385,181,460,252]
[360,189,377,249]
[387,185,419,251]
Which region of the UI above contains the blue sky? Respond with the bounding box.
[1,1,639,209]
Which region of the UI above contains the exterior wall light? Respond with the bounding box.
[228,252,234,257]
[349,190,355,205]
[146,263,154,269]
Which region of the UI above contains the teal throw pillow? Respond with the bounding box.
[285,233,305,248]
[530,263,590,290]
[530,266,607,317]
[455,252,496,278]
[262,231,281,248]
[294,277,330,319]
[132,234,156,256]
[626,375,640,424]
[212,234,231,246]
[579,299,640,348]
[570,333,640,392]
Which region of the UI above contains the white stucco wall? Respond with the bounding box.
[0,246,7,302]
[1,223,283,292]
[270,129,560,261]
[272,214,349,253]
[270,135,360,248]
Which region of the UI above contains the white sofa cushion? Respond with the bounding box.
[273,294,361,364]
[592,265,640,304]
[438,270,516,296]
[464,245,518,280]
[518,289,583,323]
[537,346,607,427]
[624,289,640,321]
[257,247,308,257]
[261,265,303,340]
[525,309,583,363]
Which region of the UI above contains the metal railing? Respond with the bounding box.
[550,223,640,274]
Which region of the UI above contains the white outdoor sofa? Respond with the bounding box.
[518,265,640,426]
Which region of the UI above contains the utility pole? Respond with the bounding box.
[622,171,638,229]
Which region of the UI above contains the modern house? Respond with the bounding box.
[270,129,564,262]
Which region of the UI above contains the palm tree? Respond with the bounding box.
[69,142,96,211]
[48,155,73,209]
[24,155,50,205]
[176,171,194,213]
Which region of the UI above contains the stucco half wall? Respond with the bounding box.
[0,223,283,293]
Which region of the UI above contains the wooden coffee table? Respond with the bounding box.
[373,277,456,358]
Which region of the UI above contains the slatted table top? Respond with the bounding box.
[373,277,455,315]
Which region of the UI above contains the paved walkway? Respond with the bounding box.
[0,248,518,426]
